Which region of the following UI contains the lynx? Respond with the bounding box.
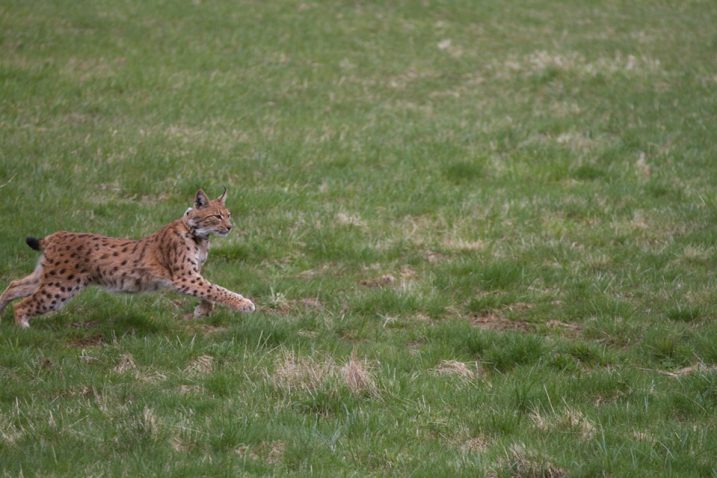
[0,189,255,328]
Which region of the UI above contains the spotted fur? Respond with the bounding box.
[0,189,255,328]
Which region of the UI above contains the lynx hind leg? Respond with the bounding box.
[13,276,88,328]
[193,300,215,318]
[0,265,43,315]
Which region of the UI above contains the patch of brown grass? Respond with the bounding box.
[300,298,323,309]
[111,353,168,383]
[266,296,325,316]
[530,408,595,441]
[340,352,377,395]
[271,351,335,392]
[432,360,481,380]
[270,350,378,396]
[493,50,662,80]
[656,363,717,378]
[184,355,214,376]
[113,353,137,374]
[546,320,583,336]
[265,440,286,465]
[0,413,23,445]
[183,322,229,335]
[460,436,489,454]
[170,436,191,453]
[141,406,160,438]
[67,334,105,348]
[297,263,334,279]
[335,211,366,227]
[442,238,486,252]
[470,312,532,332]
[70,320,101,329]
[496,443,567,478]
[178,384,204,395]
[234,440,286,465]
[134,370,168,384]
[359,274,396,288]
[425,250,449,263]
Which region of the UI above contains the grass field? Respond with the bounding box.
[2,0,717,476]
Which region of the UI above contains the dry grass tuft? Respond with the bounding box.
[340,352,377,395]
[460,436,489,454]
[170,436,190,453]
[142,406,160,438]
[497,443,567,478]
[184,355,214,376]
[636,152,652,178]
[178,384,204,395]
[495,50,662,80]
[657,363,717,378]
[442,238,486,252]
[270,351,378,396]
[681,245,713,264]
[113,353,137,374]
[68,334,105,348]
[432,360,481,380]
[530,408,595,441]
[335,212,366,227]
[359,274,396,288]
[271,351,336,392]
[111,353,167,383]
[267,296,325,316]
[300,298,323,309]
[234,440,286,465]
[0,414,23,444]
[135,370,168,384]
[197,324,229,335]
[471,312,532,332]
[546,320,583,335]
[632,430,656,444]
[265,440,286,465]
[560,409,596,441]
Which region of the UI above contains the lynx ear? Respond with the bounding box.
[194,189,210,208]
[217,187,227,205]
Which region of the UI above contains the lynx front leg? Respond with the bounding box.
[173,275,255,313]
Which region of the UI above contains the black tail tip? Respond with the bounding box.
[25,237,41,251]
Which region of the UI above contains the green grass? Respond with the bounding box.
[2,0,717,475]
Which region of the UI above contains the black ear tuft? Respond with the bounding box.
[194,189,210,208]
[26,237,42,251]
[217,187,227,205]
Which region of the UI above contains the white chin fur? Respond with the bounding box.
[194,228,229,238]
[193,228,210,238]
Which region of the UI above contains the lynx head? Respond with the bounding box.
[184,188,233,238]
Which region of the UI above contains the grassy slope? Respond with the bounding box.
[1,0,717,476]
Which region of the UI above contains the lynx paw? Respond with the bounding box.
[234,298,256,313]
